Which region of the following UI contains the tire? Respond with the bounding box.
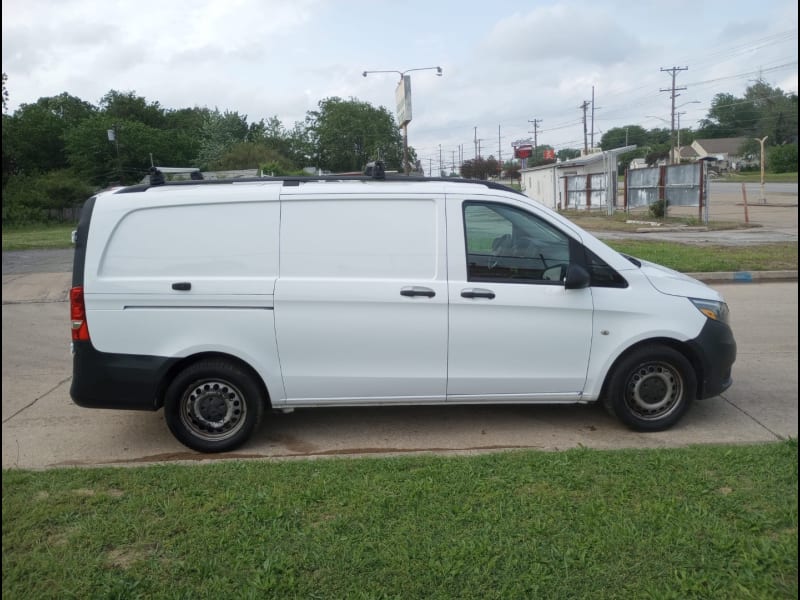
[164,359,265,453]
[603,345,696,432]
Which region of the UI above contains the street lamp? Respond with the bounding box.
[362,66,443,175]
[674,101,700,161]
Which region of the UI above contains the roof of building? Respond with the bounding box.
[693,137,748,156]
[521,145,637,172]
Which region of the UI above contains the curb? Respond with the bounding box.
[687,270,798,283]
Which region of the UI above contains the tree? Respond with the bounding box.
[196,109,250,169]
[65,116,173,185]
[768,144,798,173]
[162,106,212,167]
[503,160,521,181]
[745,79,798,146]
[485,155,500,177]
[3,93,97,175]
[305,97,403,172]
[600,125,648,150]
[557,148,581,162]
[696,92,759,139]
[210,142,296,172]
[2,72,8,113]
[99,90,166,129]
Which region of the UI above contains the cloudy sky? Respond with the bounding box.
[3,0,797,169]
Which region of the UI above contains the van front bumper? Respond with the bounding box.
[70,341,178,411]
[687,319,737,399]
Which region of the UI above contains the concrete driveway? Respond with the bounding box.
[2,257,796,469]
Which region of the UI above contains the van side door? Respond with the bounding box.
[446,196,594,401]
[274,193,448,403]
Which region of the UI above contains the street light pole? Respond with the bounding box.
[754,136,768,203]
[362,66,442,175]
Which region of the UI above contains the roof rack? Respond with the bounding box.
[116,163,524,196]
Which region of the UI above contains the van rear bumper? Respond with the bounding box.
[687,319,737,399]
[70,341,178,411]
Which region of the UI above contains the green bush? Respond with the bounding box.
[648,199,665,218]
[2,170,95,226]
[768,143,798,174]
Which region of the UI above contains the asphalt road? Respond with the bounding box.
[2,259,797,469]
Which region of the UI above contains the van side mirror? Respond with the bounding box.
[564,264,590,289]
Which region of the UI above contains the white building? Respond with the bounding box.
[520,146,635,210]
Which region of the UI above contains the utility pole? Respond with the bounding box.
[528,119,541,159]
[660,66,688,165]
[474,127,478,162]
[498,124,502,167]
[452,150,456,175]
[754,136,768,203]
[579,101,590,155]
[590,86,595,150]
[439,144,443,177]
[107,124,122,183]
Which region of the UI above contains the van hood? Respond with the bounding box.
[637,258,722,301]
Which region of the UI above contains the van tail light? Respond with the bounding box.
[70,286,90,341]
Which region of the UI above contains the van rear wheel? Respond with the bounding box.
[604,345,696,431]
[164,359,264,453]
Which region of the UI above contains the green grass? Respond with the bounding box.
[2,224,76,251]
[605,241,797,272]
[3,441,797,599]
[717,172,798,184]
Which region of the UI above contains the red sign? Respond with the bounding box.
[514,146,532,159]
[543,149,555,160]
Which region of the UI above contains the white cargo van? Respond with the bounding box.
[70,167,736,452]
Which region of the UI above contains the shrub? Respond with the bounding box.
[768,144,798,174]
[2,170,95,226]
[648,199,666,218]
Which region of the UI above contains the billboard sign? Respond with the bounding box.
[395,75,412,126]
[514,145,532,159]
[543,149,555,160]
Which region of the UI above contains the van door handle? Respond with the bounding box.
[461,288,495,299]
[400,286,436,298]
[171,282,192,291]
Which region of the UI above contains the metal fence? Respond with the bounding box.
[564,173,608,210]
[625,162,709,222]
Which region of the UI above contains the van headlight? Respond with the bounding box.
[689,298,730,324]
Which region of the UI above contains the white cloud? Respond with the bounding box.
[2,0,797,163]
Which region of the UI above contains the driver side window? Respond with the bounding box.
[463,201,570,283]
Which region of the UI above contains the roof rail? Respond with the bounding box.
[116,173,525,196]
[363,161,385,179]
[148,167,165,186]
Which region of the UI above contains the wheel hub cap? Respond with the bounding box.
[626,363,682,419]
[181,380,246,440]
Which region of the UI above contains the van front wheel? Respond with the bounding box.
[604,346,696,431]
[164,359,264,453]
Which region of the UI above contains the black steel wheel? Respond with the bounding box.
[604,345,696,431]
[164,359,264,452]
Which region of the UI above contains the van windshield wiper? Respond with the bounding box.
[621,253,642,267]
